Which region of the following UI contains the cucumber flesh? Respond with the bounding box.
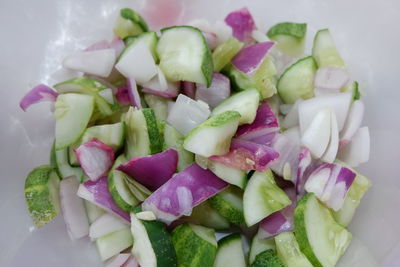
[157,26,213,87]
[172,223,217,267]
[122,31,158,62]
[208,186,244,226]
[130,212,178,267]
[212,37,244,72]
[251,249,284,267]
[243,170,291,226]
[275,232,312,267]
[294,193,352,267]
[267,22,307,57]
[144,94,169,121]
[312,29,345,68]
[185,201,230,230]
[277,56,317,104]
[123,107,163,159]
[24,165,60,228]
[96,227,133,261]
[163,123,194,171]
[114,8,148,39]
[54,93,94,150]
[207,160,247,189]
[212,88,260,125]
[84,200,105,224]
[249,230,276,265]
[213,233,246,267]
[183,111,241,157]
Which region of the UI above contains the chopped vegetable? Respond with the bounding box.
[20,84,58,111]
[232,42,275,74]
[213,233,246,267]
[267,22,307,57]
[195,73,230,108]
[224,7,256,43]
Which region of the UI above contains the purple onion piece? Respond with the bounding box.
[181,81,196,99]
[224,7,256,43]
[142,163,228,224]
[209,139,279,171]
[127,78,142,108]
[117,149,178,191]
[20,84,58,111]
[195,73,230,108]
[232,42,275,74]
[77,176,130,221]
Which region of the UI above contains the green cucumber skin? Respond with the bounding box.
[120,8,149,32]
[142,108,164,155]
[218,233,241,246]
[208,186,245,226]
[267,22,307,39]
[172,224,217,267]
[142,220,178,267]
[107,171,135,212]
[294,193,322,267]
[24,166,60,228]
[251,249,284,267]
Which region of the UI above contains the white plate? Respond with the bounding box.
[1,0,400,266]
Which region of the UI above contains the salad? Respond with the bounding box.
[20,6,371,267]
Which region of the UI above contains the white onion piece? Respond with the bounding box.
[136,211,156,221]
[321,110,339,163]
[340,100,365,147]
[299,92,352,133]
[270,134,301,182]
[338,127,370,167]
[314,67,350,92]
[60,176,89,240]
[106,253,131,267]
[251,30,269,43]
[282,99,302,128]
[167,94,210,135]
[115,42,157,84]
[89,213,129,239]
[301,109,331,158]
[195,73,230,108]
[122,256,139,267]
[141,67,179,98]
[203,31,219,50]
[214,20,233,44]
[279,103,293,115]
[282,126,301,145]
[63,49,116,78]
[99,88,114,105]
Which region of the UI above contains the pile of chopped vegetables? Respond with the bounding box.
[21,6,371,267]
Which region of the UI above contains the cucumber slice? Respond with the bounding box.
[312,29,345,68]
[84,200,105,224]
[54,93,94,150]
[183,111,241,157]
[114,8,148,39]
[130,212,178,267]
[249,231,276,265]
[207,160,247,189]
[123,31,158,62]
[185,201,230,230]
[213,233,246,267]
[212,37,244,72]
[172,223,217,267]
[124,175,152,202]
[341,81,360,101]
[108,155,140,212]
[212,88,260,125]
[208,186,244,226]
[332,170,371,226]
[267,22,307,57]
[51,143,84,180]
[157,26,213,87]
[24,166,60,228]
[251,249,284,267]
[54,77,116,118]
[96,227,133,261]
[277,56,317,104]
[224,57,277,99]
[243,170,291,226]
[69,122,125,166]
[123,107,163,158]
[294,193,352,267]
[144,94,169,121]
[275,232,313,267]
[164,123,194,171]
